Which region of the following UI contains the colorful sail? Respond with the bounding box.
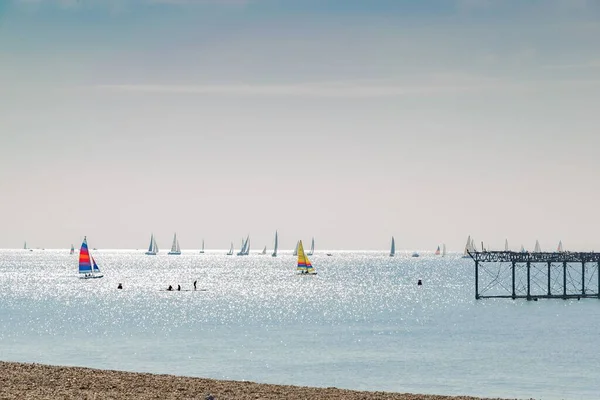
[92,256,101,273]
[79,237,92,274]
[297,240,316,274]
[435,246,441,255]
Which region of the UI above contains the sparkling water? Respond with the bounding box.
[1,249,599,399]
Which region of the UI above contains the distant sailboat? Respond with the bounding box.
[271,231,278,257]
[79,236,103,279]
[237,235,250,256]
[200,239,205,254]
[411,251,420,257]
[389,236,395,257]
[260,246,267,255]
[226,242,234,255]
[557,240,563,252]
[168,233,181,255]
[23,241,27,250]
[297,240,316,275]
[435,246,441,256]
[70,244,75,255]
[145,233,158,255]
[520,244,526,253]
[534,240,541,253]
[293,240,299,257]
[505,239,509,252]
[307,237,315,256]
[462,235,475,258]
[442,243,447,257]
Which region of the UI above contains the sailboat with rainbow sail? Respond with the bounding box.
[79,237,103,279]
[297,240,316,275]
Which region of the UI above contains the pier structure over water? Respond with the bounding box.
[469,251,600,300]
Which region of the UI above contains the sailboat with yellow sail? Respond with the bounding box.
[296,240,317,275]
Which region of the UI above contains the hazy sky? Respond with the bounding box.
[1,0,600,251]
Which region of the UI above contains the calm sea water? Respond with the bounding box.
[1,249,599,399]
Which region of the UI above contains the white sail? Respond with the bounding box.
[145,233,158,255]
[272,231,278,257]
[534,240,541,253]
[261,246,267,255]
[462,235,472,258]
[557,240,563,252]
[200,239,204,254]
[505,239,509,252]
[227,242,234,255]
[520,244,525,253]
[307,237,314,256]
[293,240,299,256]
[442,243,446,257]
[390,236,395,257]
[168,233,181,255]
[237,235,250,256]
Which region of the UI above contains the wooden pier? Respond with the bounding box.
[469,251,600,300]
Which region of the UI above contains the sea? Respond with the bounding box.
[1,249,599,400]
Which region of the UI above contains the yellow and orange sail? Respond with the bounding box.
[297,240,316,274]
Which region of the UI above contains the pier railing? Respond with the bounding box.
[469,251,600,300]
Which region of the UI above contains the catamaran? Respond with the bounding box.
[226,242,234,255]
[168,233,181,255]
[390,236,395,257]
[307,237,315,256]
[271,231,278,257]
[145,233,159,255]
[435,246,441,256]
[79,236,103,279]
[297,240,316,275]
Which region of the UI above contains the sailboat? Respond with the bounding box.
[557,240,564,252]
[260,246,267,255]
[78,236,103,279]
[145,233,159,255]
[435,246,441,256]
[293,240,299,257]
[389,236,395,257]
[442,243,447,257]
[307,237,315,256]
[70,244,75,255]
[462,235,475,258]
[200,239,205,254]
[271,231,278,257]
[534,240,541,253]
[168,233,181,255]
[237,235,250,256]
[23,241,27,250]
[505,239,509,252]
[520,244,526,253]
[226,242,234,255]
[296,240,316,275]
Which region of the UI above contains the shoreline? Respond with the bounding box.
[0,361,521,400]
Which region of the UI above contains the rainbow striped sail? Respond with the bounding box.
[297,240,316,275]
[79,236,103,279]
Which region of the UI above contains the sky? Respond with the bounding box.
[1,0,600,251]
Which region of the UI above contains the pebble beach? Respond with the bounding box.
[0,361,520,400]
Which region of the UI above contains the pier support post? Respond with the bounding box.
[475,260,479,300]
[582,262,586,295]
[526,261,531,300]
[512,261,516,299]
[598,261,600,299]
[547,262,551,296]
[563,262,567,298]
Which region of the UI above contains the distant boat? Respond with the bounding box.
[307,237,315,256]
[442,243,447,257]
[505,239,509,252]
[145,233,158,255]
[226,242,234,256]
[271,231,278,257]
[557,240,563,252]
[462,235,475,258]
[534,240,541,253]
[389,236,395,257]
[260,246,267,255]
[168,233,181,255]
[79,236,103,279]
[200,239,205,254]
[293,240,299,257]
[435,246,440,256]
[23,241,27,250]
[411,251,420,258]
[70,244,75,255]
[297,240,316,275]
[520,244,526,253]
[237,235,250,256]
[326,253,333,257]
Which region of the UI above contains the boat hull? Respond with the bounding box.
[79,274,103,279]
[168,252,181,255]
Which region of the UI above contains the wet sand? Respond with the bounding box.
[0,361,524,399]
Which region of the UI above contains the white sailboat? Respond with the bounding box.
[237,235,250,256]
[307,237,315,256]
[271,231,278,257]
[200,239,205,254]
[260,246,267,255]
[442,243,447,257]
[145,233,158,255]
[534,240,541,253]
[226,242,234,255]
[293,240,299,257]
[557,240,564,252]
[389,236,395,257]
[520,244,526,253]
[505,239,509,252]
[462,235,475,258]
[168,233,181,255]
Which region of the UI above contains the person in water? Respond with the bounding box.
[167,285,173,291]
[177,284,181,291]
[417,279,422,286]
[117,283,123,289]
[193,280,197,291]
